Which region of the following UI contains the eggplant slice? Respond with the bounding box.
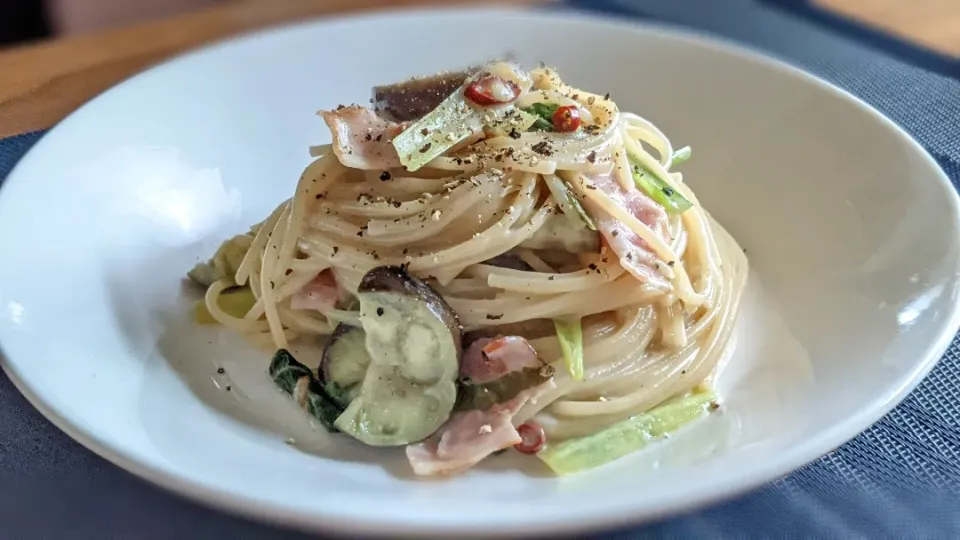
[371,58,513,122]
[318,323,371,408]
[372,71,471,123]
[332,266,463,446]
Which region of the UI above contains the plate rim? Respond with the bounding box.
[2,5,960,537]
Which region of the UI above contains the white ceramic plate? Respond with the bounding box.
[1,7,959,538]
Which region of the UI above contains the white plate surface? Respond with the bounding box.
[1,7,959,538]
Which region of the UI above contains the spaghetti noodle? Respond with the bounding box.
[190,61,748,475]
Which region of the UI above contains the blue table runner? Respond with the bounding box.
[2,1,959,537]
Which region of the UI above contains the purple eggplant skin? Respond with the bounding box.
[372,71,470,122]
[358,265,463,358]
[482,253,535,272]
[371,58,514,122]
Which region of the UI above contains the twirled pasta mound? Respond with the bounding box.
[189,61,747,476]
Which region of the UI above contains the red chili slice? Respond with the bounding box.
[514,421,546,454]
[464,75,521,107]
[552,105,582,132]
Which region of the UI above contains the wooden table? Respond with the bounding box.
[0,0,957,139]
[816,0,960,57]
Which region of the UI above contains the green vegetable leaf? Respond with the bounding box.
[670,146,691,166]
[529,117,554,132]
[269,349,313,392]
[554,317,584,381]
[268,349,343,431]
[628,157,693,214]
[521,103,559,132]
[525,102,560,119]
[538,389,717,475]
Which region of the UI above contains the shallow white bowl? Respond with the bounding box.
[1,7,959,538]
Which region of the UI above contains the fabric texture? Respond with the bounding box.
[2,1,960,537]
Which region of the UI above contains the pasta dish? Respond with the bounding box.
[188,61,747,476]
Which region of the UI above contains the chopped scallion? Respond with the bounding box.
[628,155,693,214]
[564,182,596,231]
[394,90,542,171]
[537,389,717,475]
[392,90,483,171]
[554,316,585,381]
[670,146,691,166]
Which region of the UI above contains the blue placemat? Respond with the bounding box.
[2,1,960,537]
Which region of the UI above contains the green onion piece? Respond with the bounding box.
[670,146,691,166]
[554,316,584,381]
[525,102,559,118]
[537,389,717,475]
[563,182,597,231]
[392,89,484,171]
[529,116,554,132]
[394,91,539,171]
[542,174,596,231]
[521,103,559,132]
[629,156,693,214]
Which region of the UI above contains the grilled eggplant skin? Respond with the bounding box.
[372,71,471,122]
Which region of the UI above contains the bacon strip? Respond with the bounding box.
[585,173,670,289]
[460,336,541,384]
[405,383,552,476]
[320,106,406,170]
[290,270,341,312]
